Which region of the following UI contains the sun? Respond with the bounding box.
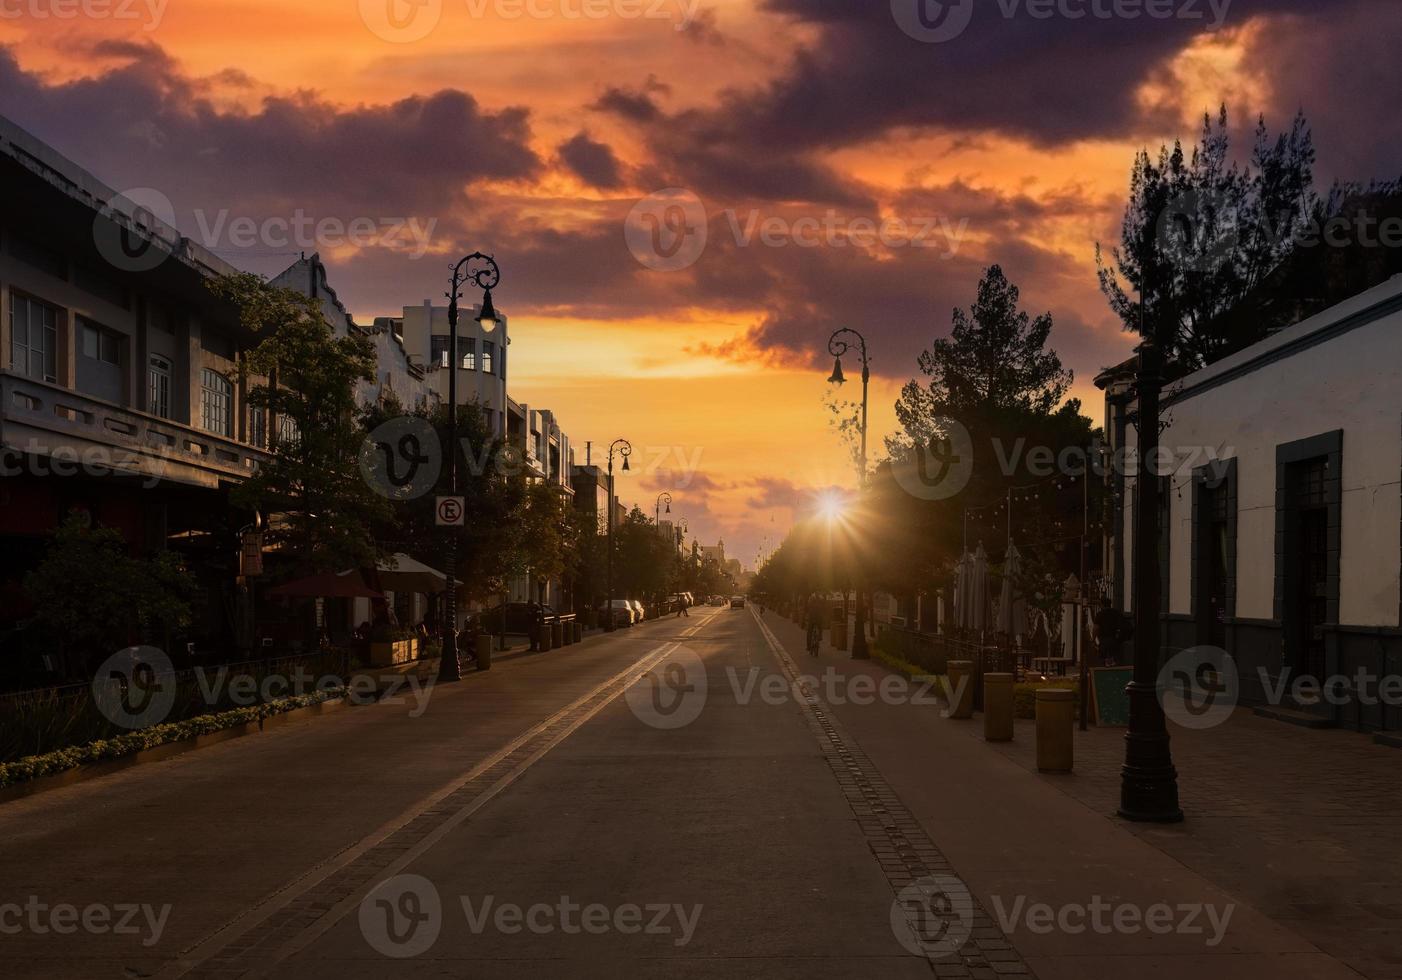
[817,492,848,523]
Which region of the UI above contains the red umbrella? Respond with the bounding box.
[265,571,384,600]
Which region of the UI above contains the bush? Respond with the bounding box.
[0,690,340,789]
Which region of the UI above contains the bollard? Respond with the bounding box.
[551,621,564,649]
[983,673,1015,741]
[539,624,552,653]
[1036,688,1076,772]
[947,660,975,719]
[475,633,493,671]
[574,621,583,644]
[832,618,848,651]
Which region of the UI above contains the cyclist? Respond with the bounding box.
[804,592,825,657]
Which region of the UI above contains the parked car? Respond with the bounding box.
[710,596,726,607]
[480,602,555,635]
[730,595,746,608]
[600,599,635,628]
[628,599,646,622]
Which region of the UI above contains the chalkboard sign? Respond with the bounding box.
[1090,667,1134,727]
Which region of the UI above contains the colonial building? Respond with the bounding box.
[1099,273,1402,729]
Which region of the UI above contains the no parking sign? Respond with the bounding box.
[435,496,465,527]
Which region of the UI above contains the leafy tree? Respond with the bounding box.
[361,397,521,606]
[24,517,199,669]
[209,273,390,575]
[1096,107,1320,366]
[613,508,675,602]
[511,480,581,608]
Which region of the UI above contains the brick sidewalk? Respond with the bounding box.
[978,708,1402,980]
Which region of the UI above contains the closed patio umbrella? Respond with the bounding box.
[967,543,990,633]
[953,553,970,629]
[996,541,1028,638]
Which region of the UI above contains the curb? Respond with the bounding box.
[0,696,347,805]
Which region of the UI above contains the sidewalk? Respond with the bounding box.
[756,609,1371,980]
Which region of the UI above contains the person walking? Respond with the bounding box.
[804,592,826,656]
[676,593,690,617]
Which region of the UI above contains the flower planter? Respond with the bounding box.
[368,637,419,667]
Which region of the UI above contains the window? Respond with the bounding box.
[148,355,172,418]
[10,295,58,383]
[461,338,477,371]
[201,369,233,437]
[249,405,268,448]
[278,414,300,450]
[431,335,450,368]
[80,320,121,364]
[482,341,494,375]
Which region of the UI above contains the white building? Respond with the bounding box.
[1100,274,1402,729]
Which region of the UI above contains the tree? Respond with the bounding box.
[209,273,390,575]
[361,397,521,606]
[512,481,581,608]
[1096,107,1320,366]
[613,508,675,602]
[24,517,199,671]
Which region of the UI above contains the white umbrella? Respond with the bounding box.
[996,541,1028,638]
[968,543,990,633]
[953,553,970,629]
[365,553,450,595]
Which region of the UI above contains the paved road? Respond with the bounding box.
[0,606,979,978]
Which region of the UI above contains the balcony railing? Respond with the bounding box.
[0,370,270,489]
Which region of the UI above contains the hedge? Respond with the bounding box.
[0,690,341,790]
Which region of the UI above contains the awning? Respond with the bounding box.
[266,571,384,600]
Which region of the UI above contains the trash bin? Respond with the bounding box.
[1036,688,1076,772]
[551,621,564,648]
[476,633,493,671]
[947,660,974,719]
[983,673,1014,741]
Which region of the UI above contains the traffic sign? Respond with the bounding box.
[436,496,466,527]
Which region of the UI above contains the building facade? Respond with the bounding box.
[1100,275,1402,728]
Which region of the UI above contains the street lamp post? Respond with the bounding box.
[1118,338,1182,821]
[826,327,870,659]
[654,491,673,529]
[438,252,501,685]
[605,438,632,632]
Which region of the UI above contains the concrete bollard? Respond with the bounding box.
[539,624,552,652]
[573,621,583,644]
[947,660,975,719]
[832,619,848,651]
[983,673,1015,741]
[1036,688,1076,772]
[551,621,564,648]
[475,633,493,671]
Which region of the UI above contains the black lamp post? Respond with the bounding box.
[605,438,632,632]
[655,491,673,529]
[1118,336,1182,821]
[826,327,870,660]
[438,252,500,685]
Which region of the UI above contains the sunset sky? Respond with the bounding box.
[4,0,1399,568]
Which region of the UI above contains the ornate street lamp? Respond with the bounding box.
[655,491,673,529]
[605,438,632,632]
[826,327,870,659]
[438,252,500,684]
